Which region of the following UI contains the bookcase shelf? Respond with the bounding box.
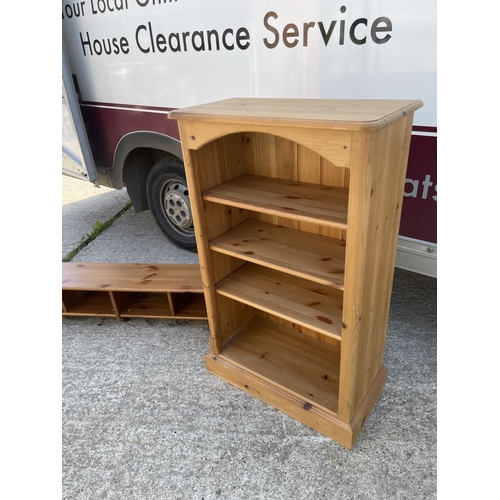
[216,314,341,413]
[216,263,343,340]
[169,97,422,448]
[203,173,349,230]
[209,219,346,289]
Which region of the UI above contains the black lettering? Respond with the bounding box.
[303,22,315,47]
[64,2,86,18]
[222,28,234,50]
[236,27,250,50]
[112,37,120,54]
[339,6,347,45]
[263,11,279,49]
[79,31,93,56]
[115,0,126,11]
[156,33,167,53]
[207,30,220,51]
[349,18,367,45]
[78,31,129,56]
[283,23,299,48]
[136,25,150,53]
[169,32,181,52]
[120,37,130,54]
[318,21,336,46]
[371,17,392,44]
[102,38,112,55]
[182,32,190,51]
[93,39,102,55]
[136,0,148,6]
[148,22,155,53]
[192,31,205,51]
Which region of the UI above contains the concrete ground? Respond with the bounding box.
[62,173,437,499]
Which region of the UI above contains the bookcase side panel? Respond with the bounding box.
[197,134,246,192]
[338,114,415,422]
[355,113,415,399]
[338,129,373,422]
[178,125,243,354]
[214,294,256,350]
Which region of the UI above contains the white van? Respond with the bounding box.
[62,0,436,275]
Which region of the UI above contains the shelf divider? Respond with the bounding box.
[216,263,343,340]
[203,174,348,230]
[209,219,346,289]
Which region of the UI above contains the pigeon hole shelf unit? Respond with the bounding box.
[62,262,207,321]
[169,98,422,448]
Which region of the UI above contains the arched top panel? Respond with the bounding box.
[181,121,352,170]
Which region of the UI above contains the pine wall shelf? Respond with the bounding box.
[169,97,422,448]
[62,262,207,321]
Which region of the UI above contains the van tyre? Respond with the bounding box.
[146,157,197,252]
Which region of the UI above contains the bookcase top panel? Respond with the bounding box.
[168,97,423,131]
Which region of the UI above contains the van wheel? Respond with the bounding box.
[146,157,197,251]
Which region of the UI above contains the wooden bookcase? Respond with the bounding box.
[169,98,422,448]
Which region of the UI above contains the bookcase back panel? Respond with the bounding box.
[241,132,350,239]
[257,311,342,347]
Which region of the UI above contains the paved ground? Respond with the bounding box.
[62,173,437,499]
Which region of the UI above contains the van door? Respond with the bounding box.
[62,43,98,183]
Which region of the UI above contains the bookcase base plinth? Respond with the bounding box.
[206,353,387,449]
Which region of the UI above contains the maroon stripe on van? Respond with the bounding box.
[80,101,175,113]
[412,125,437,133]
[399,134,437,243]
[79,103,436,243]
[79,104,181,168]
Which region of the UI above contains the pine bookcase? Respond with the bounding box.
[169,98,422,448]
